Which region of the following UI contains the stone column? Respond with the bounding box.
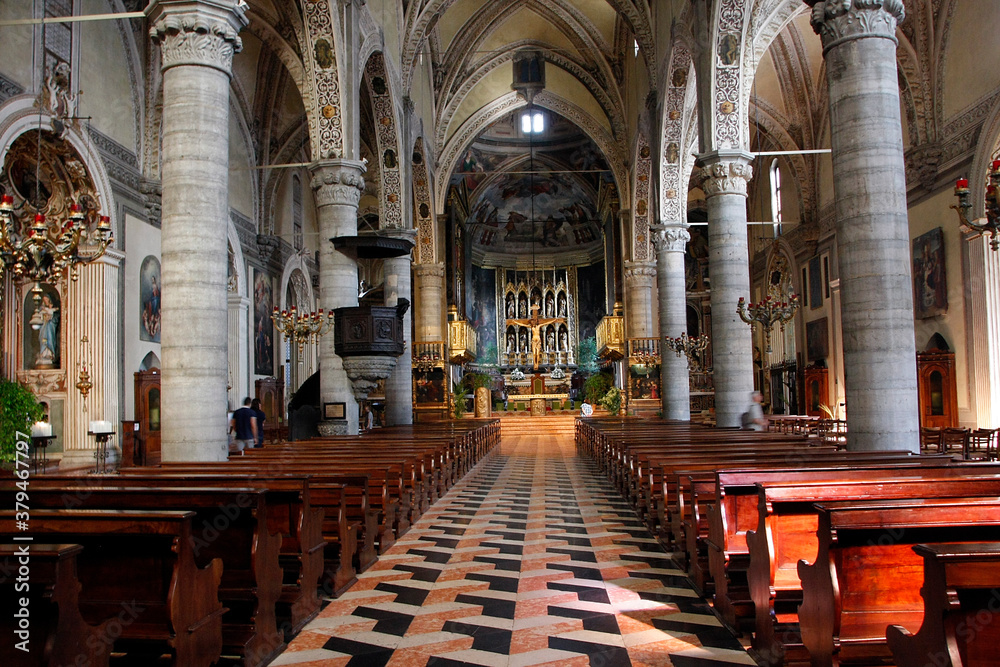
[149,0,246,462]
[227,292,250,410]
[808,0,919,452]
[383,230,417,425]
[310,159,366,435]
[697,151,754,428]
[623,261,657,338]
[414,262,445,342]
[652,225,691,421]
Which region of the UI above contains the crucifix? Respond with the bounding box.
[507,302,565,369]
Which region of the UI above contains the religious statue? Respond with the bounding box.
[508,302,566,369]
[32,293,59,369]
[518,300,527,317]
[507,332,516,354]
[531,332,542,368]
[559,330,567,351]
[546,330,555,352]
[545,293,554,317]
[557,293,567,317]
[519,329,527,351]
[507,298,515,318]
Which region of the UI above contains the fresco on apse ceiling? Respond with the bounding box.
[466,171,601,253]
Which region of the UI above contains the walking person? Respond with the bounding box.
[250,397,266,448]
[229,397,257,454]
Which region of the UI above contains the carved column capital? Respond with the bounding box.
[309,159,366,208]
[624,261,658,288]
[414,262,445,279]
[806,0,904,52]
[695,151,754,197]
[148,0,247,75]
[650,225,691,253]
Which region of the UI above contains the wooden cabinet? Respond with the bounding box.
[255,377,285,445]
[134,369,161,465]
[801,365,829,417]
[917,349,958,429]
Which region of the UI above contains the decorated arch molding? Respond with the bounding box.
[632,131,652,261]
[411,137,436,264]
[660,39,696,225]
[299,0,345,159]
[434,91,627,216]
[434,42,625,153]
[363,53,404,229]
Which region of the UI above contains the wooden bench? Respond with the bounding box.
[2,484,285,666]
[90,472,327,633]
[886,542,1000,667]
[798,498,1000,667]
[744,471,1000,665]
[0,543,111,667]
[0,509,225,667]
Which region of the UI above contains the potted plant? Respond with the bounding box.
[0,380,44,465]
[599,386,623,416]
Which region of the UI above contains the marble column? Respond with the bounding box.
[227,292,250,410]
[697,151,754,428]
[149,0,246,462]
[808,0,919,452]
[623,260,657,338]
[652,225,691,421]
[383,230,417,425]
[310,159,366,435]
[60,249,124,469]
[414,262,445,342]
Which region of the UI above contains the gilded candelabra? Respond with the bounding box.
[664,333,710,368]
[271,306,334,355]
[0,194,113,302]
[953,162,1000,251]
[737,294,799,354]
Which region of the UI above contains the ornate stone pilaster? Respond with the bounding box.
[149,0,247,462]
[383,228,417,426]
[310,159,366,435]
[697,150,754,428]
[808,0,918,452]
[652,225,691,421]
[227,293,250,410]
[414,262,446,343]
[623,261,657,338]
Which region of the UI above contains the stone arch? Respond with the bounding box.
[299,0,346,160]
[362,52,405,229]
[140,351,161,371]
[279,259,314,313]
[435,91,626,215]
[968,100,1000,219]
[411,136,436,264]
[0,97,119,241]
[227,218,247,298]
[660,36,697,225]
[631,128,653,261]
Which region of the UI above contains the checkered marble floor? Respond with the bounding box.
[272,419,755,667]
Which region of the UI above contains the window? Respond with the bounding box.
[44,0,74,72]
[769,158,783,237]
[521,112,544,134]
[292,174,303,251]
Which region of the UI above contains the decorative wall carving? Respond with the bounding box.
[364,55,404,229]
[698,159,753,197]
[807,0,905,50]
[301,0,344,159]
[632,132,652,261]
[149,11,245,74]
[412,138,435,264]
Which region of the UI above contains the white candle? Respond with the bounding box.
[31,421,52,437]
[89,420,113,434]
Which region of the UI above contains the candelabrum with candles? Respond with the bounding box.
[737,293,799,354]
[0,194,113,302]
[271,306,334,355]
[953,162,1000,251]
[664,333,710,369]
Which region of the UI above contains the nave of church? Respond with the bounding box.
[273,418,754,667]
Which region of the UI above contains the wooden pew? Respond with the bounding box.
[3,484,285,666]
[0,544,111,667]
[0,509,225,667]
[746,472,1000,665]
[886,542,1000,667]
[86,472,327,635]
[705,460,963,633]
[798,498,1000,667]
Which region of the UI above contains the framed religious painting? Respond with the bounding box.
[913,227,947,319]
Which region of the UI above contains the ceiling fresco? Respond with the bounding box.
[451,109,614,262]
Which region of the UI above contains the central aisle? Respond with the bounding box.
[274,418,754,666]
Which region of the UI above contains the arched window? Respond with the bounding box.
[292,174,303,251]
[769,158,783,237]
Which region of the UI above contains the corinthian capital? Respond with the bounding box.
[309,159,367,208]
[624,261,658,288]
[650,225,691,253]
[807,0,904,52]
[696,151,753,197]
[149,0,247,74]
[414,262,446,279]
